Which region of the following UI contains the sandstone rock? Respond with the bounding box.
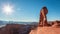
[52,21,60,28]
[39,7,48,26]
[29,6,60,34]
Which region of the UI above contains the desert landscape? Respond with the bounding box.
[29,7,60,34]
[0,0,60,34]
[0,7,60,34]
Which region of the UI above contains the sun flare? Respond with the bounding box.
[2,4,14,15]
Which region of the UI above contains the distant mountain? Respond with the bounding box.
[0,21,8,25]
[0,20,38,25]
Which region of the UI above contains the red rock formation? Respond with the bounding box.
[39,7,48,26]
[5,24,26,34]
[5,24,21,34]
[52,21,60,27]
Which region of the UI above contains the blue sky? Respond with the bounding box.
[0,0,60,22]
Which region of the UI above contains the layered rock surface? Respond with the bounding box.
[39,7,48,26]
[29,27,60,34]
[29,7,60,34]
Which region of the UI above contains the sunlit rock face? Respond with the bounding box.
[29,7,60,34]
[52,21,60,27]
[39,7,48,26]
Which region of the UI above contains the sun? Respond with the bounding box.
[2,4,14,15]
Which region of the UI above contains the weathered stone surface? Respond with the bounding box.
[52,21,60,27]
[29,6,60,34]
[0,24,31,34]
[39,7,48,26]
[29,27,60,34]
